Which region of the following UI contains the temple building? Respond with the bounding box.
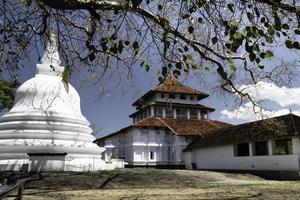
[183,113,300,179]
[0,38,106,172]
[95,77,230,167]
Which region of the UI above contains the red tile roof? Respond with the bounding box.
[94,116,231,142]
[184,114,300,151]
[132,76,209,106]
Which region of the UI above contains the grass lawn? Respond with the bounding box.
[5,168,300,200]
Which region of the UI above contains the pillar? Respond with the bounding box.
[173,109,177,119]
[197,110,201,120]
[162,108,166,118]
[292,136,300,154]
[187,109,190,119]
[151,106,154,116]
[249,142,253,156]
[268,140,273,155]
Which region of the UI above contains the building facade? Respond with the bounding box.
[95,77,230,167]
[184,114,300,179]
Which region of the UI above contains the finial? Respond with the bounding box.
[40,33,61,66]
[36,32,64,76]
[289,106,292,114]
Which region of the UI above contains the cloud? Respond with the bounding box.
[238,81,300,107]
[220,81,300,121]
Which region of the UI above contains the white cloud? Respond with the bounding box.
[239,81,300,107]
[220,81,300,121]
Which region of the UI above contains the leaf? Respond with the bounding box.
[204,67,211,75]
[229,64,237,72]
[131,0,143,8]
[158,4,163,10]
[88,54,96,62]
[175,62,182,70]
[254,7,260,17]
[188,26,194,34]
[186,54,193,61]
[21,0,32,6]
[247,12,254,21]
[118,41,124,54]
[132,41,139,50]
[227,3,234,13]
[258,64,265,69]
[285,40,293,49]
[249,53,256,62]
[145,64,150,72]
[62,65,71,93]
[173,69,181,78]
[124,41,130,46]
[295,29,300,35]
[282,24,289,30]
[293,42,300,50]
[161,66,168,77]
[265,50,273,58]
[265,36,273,43]
[212,36,218,45]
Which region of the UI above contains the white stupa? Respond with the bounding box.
[0,37,106,171]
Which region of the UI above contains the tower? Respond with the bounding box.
[0,37,105,171]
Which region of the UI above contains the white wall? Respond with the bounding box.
[185,138,300,171]
[154,93,199,105]
[104,128,191,166]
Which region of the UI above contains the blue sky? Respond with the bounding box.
[12,54,235,137]
[2,45,299,138]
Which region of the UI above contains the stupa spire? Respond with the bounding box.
[36,33,64,76]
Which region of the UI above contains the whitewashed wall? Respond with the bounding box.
[103,127,190,166]
[184,136,300,172]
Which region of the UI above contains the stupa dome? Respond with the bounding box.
[0,36,106,171]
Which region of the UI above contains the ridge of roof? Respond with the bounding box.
[156,117,178,135]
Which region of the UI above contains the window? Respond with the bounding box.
[190,95,194,100]
[150,151,155,160]
[161,93,165,98]
[201,111,206,119]
[190,109,198,119]
[155,107,163,117]
[274,139,293,155]
[166,108,173,118]
[169,93,175,99]
[177,108,187,119]
[254,141,268,156]
[180,94,186,100]
[234,143,250,156]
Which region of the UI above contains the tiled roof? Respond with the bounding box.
[184,114,300,151]
[132,76,209,106]
[94,116,231,142]
[159,118,231,136]
[153,76,209,96]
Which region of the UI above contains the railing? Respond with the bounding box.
[0,177,33,200]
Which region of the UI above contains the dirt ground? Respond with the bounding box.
[5,168,300,200]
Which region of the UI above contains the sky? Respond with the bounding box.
[1,45,299,138]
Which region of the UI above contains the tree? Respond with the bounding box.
[0,80,18,112]
[0,0,299,109]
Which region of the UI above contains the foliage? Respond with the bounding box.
[274,146,286,155]
[0,0,299,105]
[0,80,17,111]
